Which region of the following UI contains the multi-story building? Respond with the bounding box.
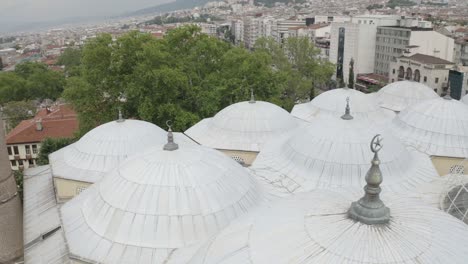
[243,16,276,49]
[288,24,331,58]
[231,19,244,45]
[388,53,454,95]
[272,19,306,44]
[5,104,78,170]
[329,15,401,84]
[375,21,454,76]
[454,37,468,66]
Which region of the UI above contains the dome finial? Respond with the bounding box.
[348,134,390,225]
[249,88,255,104]
[117,108,125,123]
[443,81,452,100]
[163,120,179,151]
[341,97,354,120]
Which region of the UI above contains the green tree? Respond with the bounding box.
[348,58,355,89]
[0,57,3,71]
[0,72,29,104]
[37,137,76,165]
[2,100,36,131]
[57,47,82,76]
[14,170,23,201]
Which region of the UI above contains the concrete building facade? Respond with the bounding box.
[375,26,454,76]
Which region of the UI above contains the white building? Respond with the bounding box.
[375,25,454,76]
[388,53,454,95]
[272,19,306,44]
[329,15,401,83]
[231,19,244,45]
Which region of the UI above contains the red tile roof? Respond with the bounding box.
[6,104,79,144]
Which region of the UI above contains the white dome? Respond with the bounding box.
[50,119,194,183]
[376,81,439,112]
[185,101,299,152]
[462,94,468,105]
[186,190,468,264]
[391,97,468,158]
[291,88,395,123]
[60,143,264,263]
[252,117,438,196]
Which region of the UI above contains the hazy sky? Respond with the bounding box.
[0,0,171,23]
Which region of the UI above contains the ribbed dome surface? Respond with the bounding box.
[376,81,439,112]
[185,101,298,152]
[50,119,168,183]
[61,144,263,263]
[187,190,468,264]
[391,97,468,158]
[291,88,395,123]
[252,117,438,196]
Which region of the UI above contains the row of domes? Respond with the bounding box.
[51,80,468,263]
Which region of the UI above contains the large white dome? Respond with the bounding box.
[185,190,468,264]
[252,116,438,196]
[291,88,395,123]
[60,142,264,263]
[50,119,194,183]
[376,81,439,112]
[391,97,468,158]
[185,100,299,152]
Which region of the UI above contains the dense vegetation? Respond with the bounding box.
[61,26,334,134]
[37,137,76,165]
[387,0,416,9]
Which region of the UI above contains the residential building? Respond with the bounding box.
[5,104,78,170]
[288,24,331,58]
[375,23,454,76]
[388,53,454,95]
[272,19,306,44]
[329,15,401,84]
[231,19,244,45]
[454,37,468,66]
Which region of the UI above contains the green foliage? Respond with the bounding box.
[2,100,36,131]
[348,66,355,89]
[387,0,416,9]
[57,47,82,76]
[37,137,76,165]
[64,27,334,134]
[14,170,23,201]
[0,57,3,71]
[0,62,65,104]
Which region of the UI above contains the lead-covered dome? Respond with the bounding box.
[186,190,468,264]
[391,97,468,158]
[376,81,439,112]
[61,141,264,263]
[185,100,299,152]
[252,116,438,196]
[291,88,395,123]
[50,119,193,183]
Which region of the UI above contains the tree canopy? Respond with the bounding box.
[62,26,334,134]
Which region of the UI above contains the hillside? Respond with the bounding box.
[125,0,214,16]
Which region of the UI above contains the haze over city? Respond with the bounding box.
[0,0,171,32]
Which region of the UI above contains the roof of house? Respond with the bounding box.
[404,53,454,65]
[6,104,79,145]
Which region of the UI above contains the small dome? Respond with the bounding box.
[187,190,468,264]
[462,94,468,105]
[60,143,263,263]
[185,101,298,152]
[376,81,439,112]
[291,88,395,123]
[391,97,468,158]
[50,119,192,183]
[252,117,437,196]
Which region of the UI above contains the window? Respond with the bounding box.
[13,146,19,155]
[28,159,34,166]
[398,66,405,79]
[450,165,465,175]
[25,145,31,155]
[405,67,413,80]
[414,69,421,82]
[435,78,439,84]
[434,88,438,93]
[7,147,12,155]
[424,76,427,82]
[11,160,17,167]
[32,145,38,154]
[18,160,23,166]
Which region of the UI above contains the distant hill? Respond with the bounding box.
[124,0,215,17]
